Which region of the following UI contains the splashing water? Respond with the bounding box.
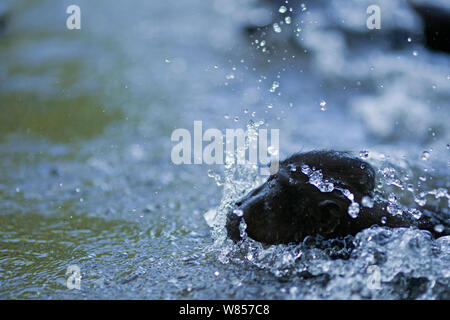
[205,120,266,249]
[204,146,449,299]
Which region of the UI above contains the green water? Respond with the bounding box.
[0,0,224,299]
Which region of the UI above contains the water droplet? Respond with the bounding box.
[414,193,427,206]
[269,81,280,92]
[273,23,282,33]
[421,151,430,161]
[233,209,243,217]
[434,224,444,233]
[408,208,422,219]
[224,114,230,119]
[432,188,448,199]
[381,216,387,224]
[279,6,287,13]
[214,271,220,276]
[164,58,171,63]
[407,37,412,43]
[260,40,266,47]
[288,164,297,172]
[388,193,397,204]
[233,116,239,122]
[239,219,247,237]
[341,189,354,201]
[301,164,312,175]
[267,104,273,109]
[359,150,369,159]
[319,100,327,111]
[348,202,360,218]
[285,16,291,24]
[387,204,402,216]
[321,183,334,193]
[412,50,418,56]
[362,196,374,208]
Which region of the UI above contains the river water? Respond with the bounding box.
[0,0,449,299]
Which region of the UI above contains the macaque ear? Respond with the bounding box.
[318,200,342,217]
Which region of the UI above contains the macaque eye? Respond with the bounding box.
[318,200,342,217]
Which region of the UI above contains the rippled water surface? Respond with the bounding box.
[0,0,449,299]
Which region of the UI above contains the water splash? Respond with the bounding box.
[204,147,449,299]
[204,120,266,248]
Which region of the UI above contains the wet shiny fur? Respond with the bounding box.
[226,151,449,244]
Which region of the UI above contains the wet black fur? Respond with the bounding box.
[226,151,449,244]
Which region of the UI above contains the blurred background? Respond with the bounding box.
[0,0,449,299]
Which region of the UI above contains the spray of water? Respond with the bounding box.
[204,135,449,298]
